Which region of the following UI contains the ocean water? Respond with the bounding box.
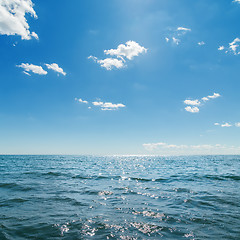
[0,155,239,240]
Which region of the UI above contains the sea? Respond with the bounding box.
[0,155,239,239]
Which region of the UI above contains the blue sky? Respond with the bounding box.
[0,0,240,155]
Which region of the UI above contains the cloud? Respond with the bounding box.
[0,0,38,40]
[235,122,240,127]
[165,27,191,45]
[201,93,220,102]
[104,40,147,60]
[233,0,240,3]
[143,142,218,151]
[184,93,220,113]
[229,38,240,54]
[23,71,31,76]
[172,37,180,45]
[198,41,205,46]
[185,106,200,113]
[45,63,66,76]
[219,38,240,55]
[75,98,88,104]
[88,41,147,70]
[201,97,209,101]
[184,99,201,106]
[88,56,124,70]
[75,97,126,111]
[215,122,240,127]
[143,142,240,154]
[17,63,47,75]
[177,27,191,32]
[92,101,126,111]
[208,93,220,99]
[221,123,232,127]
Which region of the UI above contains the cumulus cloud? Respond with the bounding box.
[75,98,88,104]
[218,46,225,51]
[184,93,220,113]
[92,101,126,111]
[88,56,124,70]
[17,63,47,75]
[184,99,201,106]
[233,0,240,4]
[0,0,38,40]
[104,40,147,60]
[185,106,200,113]
[45,63,66,76]
[88,41,147,70]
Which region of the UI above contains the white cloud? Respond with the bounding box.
[218,46,225,51]
[89,41,147,70]
[233,0,240,4]
[201,97,209,101]
[92,101,126,111]
[229,38,240,54]
[184,93,220,113]
[143,142,240,154]
[97,58,124,70]
[208,93,220,99]
[23,71,31,76]
[104,40,147,60]
[177,27,191,31]
[221,123,232,127]
[166,27,191,46]
[198,41,205,46]
[142,142,167,151]
[185,106,199,113]
[17,63,47,75]
[172,37,180,45]
[143,142,220,151]
[219,38,240,55]
[75,98,88,104]
[215,122,240,127]
[184,99,201,106]
[92,101,103,106]
[88,56,124,70]
[202,93,220,101]
[45,63,66,76]
[235,122,240,127]
[0,0,38,40]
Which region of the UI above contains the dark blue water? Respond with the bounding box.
[0,155,239,239]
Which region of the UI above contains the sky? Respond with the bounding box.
[0,0,240,155]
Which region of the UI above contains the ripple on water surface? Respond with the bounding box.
[0,155,240,239]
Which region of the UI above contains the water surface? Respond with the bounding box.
[0,155,239,239]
